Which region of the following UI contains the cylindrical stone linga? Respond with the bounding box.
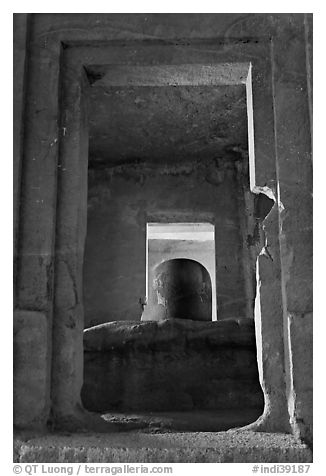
[151,258,212,321]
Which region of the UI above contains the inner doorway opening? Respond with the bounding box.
[81,63,264,431]
[143,222,216,321]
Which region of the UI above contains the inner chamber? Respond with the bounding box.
[81,75,264,430]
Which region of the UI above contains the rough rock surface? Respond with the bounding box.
[14,430,312,463]
[13,311,49,428]
[82,318,264,414]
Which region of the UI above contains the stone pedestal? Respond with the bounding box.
[82,318,264,414]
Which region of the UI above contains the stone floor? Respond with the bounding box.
[14,428,312,463]
[100,409,262,432]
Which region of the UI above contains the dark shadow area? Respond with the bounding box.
[81,317,264,431]
[254,192,274,220]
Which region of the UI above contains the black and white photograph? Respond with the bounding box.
[10,6,315,471]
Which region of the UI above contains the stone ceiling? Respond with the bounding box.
[88,84,248,168]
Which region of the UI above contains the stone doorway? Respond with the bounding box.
[13,14,313,457]
[80,59,265,431]
[145,222,217,321]
[15,29,295,434]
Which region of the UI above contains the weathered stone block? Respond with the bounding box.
[13,310,50,428]
[288,312,313,446]
[82,318,263,414]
